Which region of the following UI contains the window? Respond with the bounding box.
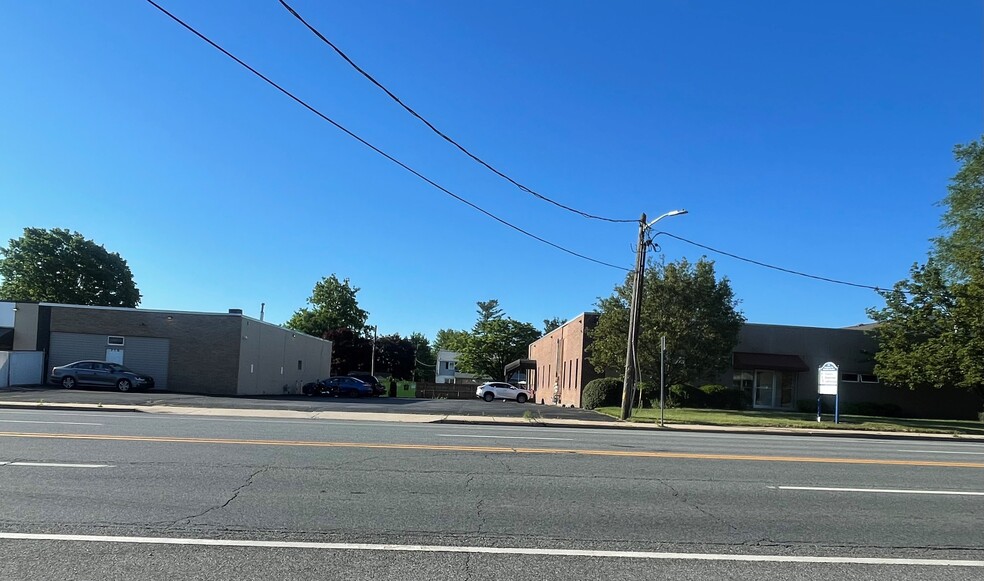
[841,373,860,382]
[860,374,879,383]
[297,360,303,371]
[107,336,125,346]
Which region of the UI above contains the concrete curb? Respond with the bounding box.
[2,400,982,443]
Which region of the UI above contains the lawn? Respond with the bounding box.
[594,406,984,437]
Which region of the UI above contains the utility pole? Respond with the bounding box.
[619,209,688,421]
[620,213,648,420]
[370,325,377,377]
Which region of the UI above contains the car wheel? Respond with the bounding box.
[483,391,494,402]
[61,376,76,389]
[517,393,528,404]
[117,379,132,392]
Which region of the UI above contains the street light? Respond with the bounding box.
[620,209,688,421]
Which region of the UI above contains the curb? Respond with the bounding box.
[2,401,981,443]
[0,402,142,413]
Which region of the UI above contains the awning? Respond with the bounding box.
[504,359,537,375]
[733,352,808,372]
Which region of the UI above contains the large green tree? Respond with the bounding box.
[457,299,541,381]
[0,228,141,307]
[286,275,369,338]
[587,257,745,388]
[868,138,984,400]
[432,328,471,355]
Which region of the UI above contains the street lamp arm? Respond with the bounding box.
[644,209,687,230]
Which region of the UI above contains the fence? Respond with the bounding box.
[414,381,480,400]
[0,351,45,388]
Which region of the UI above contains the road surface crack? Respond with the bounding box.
[173,466,270,526]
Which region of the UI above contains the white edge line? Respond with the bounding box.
[770,486,984,496]
[0,462,113,468]
[0,420,103,426]
[0,533,980,567]
[896,449,984,456]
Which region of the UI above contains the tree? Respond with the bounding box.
[587,257,745,389]
[457,299,541,381]
[0,228,141,307]
[542,317,565,334]
[374,333,416,380]
[868,137,984,400]
[433,328,471,355]
[286,275,369,338]
[323,327,372,375]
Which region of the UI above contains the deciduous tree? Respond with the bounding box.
[587,257,744,388]
[286,275,369,338]
[457,299,541,381]
[0,228,141,307]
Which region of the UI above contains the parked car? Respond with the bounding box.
[324,376,376,398]
[348,373,386,396]
[476,382,532,403]
[49,360,155,392]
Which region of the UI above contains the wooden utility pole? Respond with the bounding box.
[620,213,648,420]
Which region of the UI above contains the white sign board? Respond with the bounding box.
[818,362,839,395]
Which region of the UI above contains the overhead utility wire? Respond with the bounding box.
[654,232,889,292]
[146,0,629,273]
[278,0,636,224]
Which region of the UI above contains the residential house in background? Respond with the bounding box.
[434,349,482,384]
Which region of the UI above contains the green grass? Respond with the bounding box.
[595,407,984,436]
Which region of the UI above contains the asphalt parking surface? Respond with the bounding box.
[0,386,611,421]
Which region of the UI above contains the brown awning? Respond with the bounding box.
[733,352,808,372]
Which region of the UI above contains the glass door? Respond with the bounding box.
[754,370,776,408]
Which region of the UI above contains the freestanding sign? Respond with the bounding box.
[817,361,840,423]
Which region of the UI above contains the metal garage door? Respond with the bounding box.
[49,332,170,389]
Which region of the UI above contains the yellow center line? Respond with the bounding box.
[2,431,983,468]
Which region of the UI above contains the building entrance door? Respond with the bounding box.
[105,348,124,365]
[753,370,776,408]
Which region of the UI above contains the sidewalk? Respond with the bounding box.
[2,399,983,442]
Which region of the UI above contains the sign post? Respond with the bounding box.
[817,362,839,424]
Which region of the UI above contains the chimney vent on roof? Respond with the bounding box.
[229,308,243,315]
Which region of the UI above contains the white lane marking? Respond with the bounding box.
[897,449,984,456]
[436,434,574,441]
[770,486,984,496]
[0,420,103,426]
[0,462,113,468]
[0,532,980,567]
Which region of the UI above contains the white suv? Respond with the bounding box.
[476,382,532,403]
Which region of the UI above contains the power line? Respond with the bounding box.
[145,0,630,273]
[278,0,636,225]
[654,232,889,292]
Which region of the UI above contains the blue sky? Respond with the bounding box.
[1,1,981,341]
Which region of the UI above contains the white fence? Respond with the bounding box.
[0,351,44,387]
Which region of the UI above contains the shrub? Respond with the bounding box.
[842,402,906,418]
[696,384,738,409]
[582,377,623,410]
[667,384,700,407]
[978,411,984,424]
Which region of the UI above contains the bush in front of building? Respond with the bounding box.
[582,377,623,410]
[667,384,699,407]
[698,384,737,409]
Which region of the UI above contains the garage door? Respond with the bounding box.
[50,332,170,389]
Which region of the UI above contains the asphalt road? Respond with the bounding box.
[1,408,983,580]
[0,386,607,421]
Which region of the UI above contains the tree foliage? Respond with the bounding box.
[542,317,565,334]
[286,275,369,338]
[408,332,436,382]
[433,328,471,355]
[323,327,371,376]
[457,299,541,381]
[374,333,417,380]
[868,137,984,399]
[587,257,745,388]
[0,228,141,307]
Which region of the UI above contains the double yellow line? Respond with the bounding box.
[2,431,983,468]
